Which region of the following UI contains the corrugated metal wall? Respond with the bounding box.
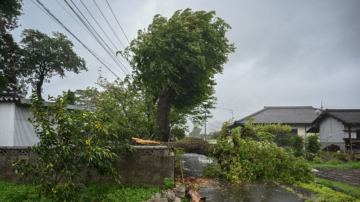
[14,105,39,146]
[0,103,15,146]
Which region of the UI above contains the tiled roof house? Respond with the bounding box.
[309,109,360,152]
[231,106,322,137]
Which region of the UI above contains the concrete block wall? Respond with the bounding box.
[0,146,174,186]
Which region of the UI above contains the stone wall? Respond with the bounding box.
[0,146,174,186]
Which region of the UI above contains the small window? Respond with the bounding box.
[357,131,360,139]
[291,129,298,135]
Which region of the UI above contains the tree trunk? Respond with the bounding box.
[36,77,44,100]
[156,91,172,142]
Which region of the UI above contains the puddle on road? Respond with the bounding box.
[178,153,315,202]
[178,153,215,176]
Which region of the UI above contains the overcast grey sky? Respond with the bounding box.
[11,0,360,134]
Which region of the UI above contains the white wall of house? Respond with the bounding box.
[0,102,16,146]
[289,125,315,137]
[14,105,39,146]
[319,116,360,150]
[320,116,357,142]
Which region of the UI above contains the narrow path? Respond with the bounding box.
[315,168,360,187]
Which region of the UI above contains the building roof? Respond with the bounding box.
[0,93,21,102]
[0,93,93,111]
[232,106,321,127]
[313,109,360,125]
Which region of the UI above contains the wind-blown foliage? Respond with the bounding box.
[0,0,27,95]
[120,8,235,141]
[11,92,134,201]
[20,29,87,99]
[207,121,314,184]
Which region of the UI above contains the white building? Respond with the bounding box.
[308,109,360,152]
[0,93,89,146]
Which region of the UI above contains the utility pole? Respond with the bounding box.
[205,111,207,141]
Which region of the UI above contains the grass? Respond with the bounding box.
[311,161,360,169]
[0,180,189,202]
[296,181,359,202]
[315,177,360,199]
[206,139,217,143]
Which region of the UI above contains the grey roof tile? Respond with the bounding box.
[234,106,321,125]
[324,109,360,125]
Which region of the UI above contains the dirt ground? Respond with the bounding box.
[315,168,360,187]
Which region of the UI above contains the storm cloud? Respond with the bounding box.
[11,0,360,133]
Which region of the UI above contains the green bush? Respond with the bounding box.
[211,124,314,184]
[313,156,323,164]
[164,178,175,189]
[306,134,322,153]
[278,138,291,146]
[175,149,185,155]
[257,132,275,142]
[326,159,342,165]
[203,159,221,177]
[351,163,360,169]
[290,135,305,157]
[10,92,134,201]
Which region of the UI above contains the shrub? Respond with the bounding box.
[303,152,316,161]
[313,156,323,164]
[211,125,314,184]
[11,92,134,201]
[306,134,322,153]
[164,178,175,189]
[290,135,305,157]
[351,163,360,169]
[257,132,276,142]
[326,159,342,165]
[278,138,291,146]
[203,159,221,177]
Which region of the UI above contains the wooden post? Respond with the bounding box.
[179,159,184,186]
[349,125,353,154]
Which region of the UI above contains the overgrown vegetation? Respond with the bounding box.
[315,177,360,199]
[10,92,134,201]
[311,159,360,169]
[205,120,314,184]
[296,181,359,202]
[0,180,185,202]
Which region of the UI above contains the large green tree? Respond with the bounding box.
[120,9,235,141]
[20,29,87,99]
[0,0,27,95]
[189,126,202,138]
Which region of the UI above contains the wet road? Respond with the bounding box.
[178,153,315,202]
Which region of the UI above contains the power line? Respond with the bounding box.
[105,0,131,44]
[53,0,124,74]
[79,0,131,73]
[67,0,126,73]
[34,0,120,79]
[66,0,128,75]
[92,0,125,49]
[54,0,90,36]
[79,0,118,51]
[216,106,256,112]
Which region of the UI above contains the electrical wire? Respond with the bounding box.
[66,0,128,75]
[33,0,120,79]
[79,0,131,73]
[54,0,90,36]
[92,0,125,49]
[105,0,131,44]
[53,0,122,74]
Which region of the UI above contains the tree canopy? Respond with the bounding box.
[120,8,235,141]
[189,126,202,138]
[20,29,87,99]
[0,0,27,95]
